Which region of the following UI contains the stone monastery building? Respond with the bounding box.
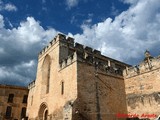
[0,85,28,120]
[26,33,160,120]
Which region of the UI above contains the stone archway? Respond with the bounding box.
[38,103,49,120]
[44,110,48,120]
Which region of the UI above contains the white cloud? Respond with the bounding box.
[0,48,4,54]
[0,15,58,86]
[82,18,92,25]
[111,3,119,16]
[121,0,139,4]
[9,17,58,49]
[1,0,160,86]
[0,14,4,28]
[69,0,160,64]
[4,3,17,11]
[0,1,17,12]
[0,66,31,85]
[66,0,79,8]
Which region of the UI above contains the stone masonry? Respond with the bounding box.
[124,51,160,119]
[0,84,28,120]
[26,33,160,120]
[26,33,130,120]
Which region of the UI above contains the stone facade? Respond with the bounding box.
[26,33,160,120]
[26,33,130,120]
[124,51,160,120]
[0,84,28,120]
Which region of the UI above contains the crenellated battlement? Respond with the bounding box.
[38,33,66,58]
[38,33,102,58]
[74,42,101,55]
[59,52,77,69]
[124,55,160,78]
[28,80,35,89]
[39,33,130,76]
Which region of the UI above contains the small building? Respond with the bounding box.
[0,84,29,120]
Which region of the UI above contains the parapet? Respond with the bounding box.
[124,56,160,78]
[59,52,77,69]
[93,49,101,55]
[38,33,66,57]
[75,43,84,51]
[84,46,92,53]
[28,80,35,89]
[0,84,28,90]
[38,33,130,76]
[66,37,74,47]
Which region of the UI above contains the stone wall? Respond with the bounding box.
[73,61,127,120]
[124,56,160,119]
[27,34,78,120]
[0,85,28,120]
[27,33,135,120]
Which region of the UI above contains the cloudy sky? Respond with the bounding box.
[0,0,160,86]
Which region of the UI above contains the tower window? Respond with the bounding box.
[8,94,14,103]
[31,96,33,105]
[46,66,50,93]
[61,81,64,95]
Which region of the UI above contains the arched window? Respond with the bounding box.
[42,55,51,94]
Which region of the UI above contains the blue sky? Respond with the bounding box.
[1,0,129,33]
[0,0,160,86]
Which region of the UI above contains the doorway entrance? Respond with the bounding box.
[38,103,49,120]
[44,110,48,120]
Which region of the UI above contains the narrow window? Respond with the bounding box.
[6,106,12,118]
[8,94,14,103]
[61,81,64,95]
[31,96,33,105]
[46,65,50,93]
[22,95,28,103]
[21,107,26,118]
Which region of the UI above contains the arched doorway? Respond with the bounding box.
[38,103,49,120]
[44,110,48,120]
